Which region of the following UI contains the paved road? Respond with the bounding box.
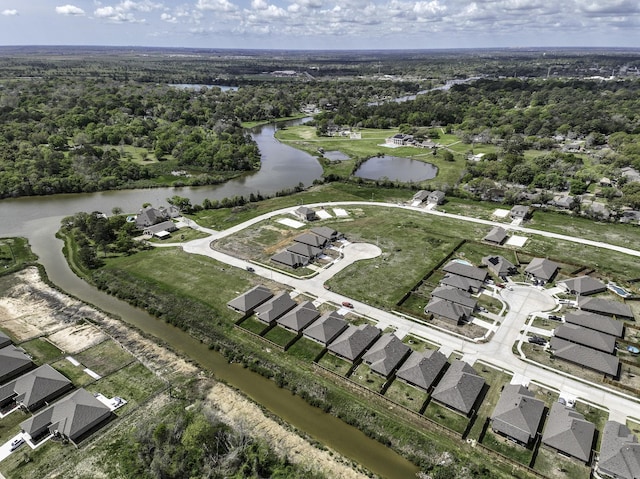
[175,201,640,424]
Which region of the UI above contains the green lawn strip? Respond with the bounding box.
[239,317,270,335]
[533,446,591,479]
[0,435,69,479]
[481,429,534,465]
[262,325,297,347]
[0,408,29,444]
[118,144,158,164]
[477,294,504,314]
[383,379,428,412]
[401,334,440,352]
[18,338,63,365]
[318,353,352,376]
[422,401,469,435]
[74,339,136,376]
[467,364,512,441]
[574,401,609,450]
[531,316,556,330]
[50,358,94,387]
[287,337,324,362]
[350,363,387,392]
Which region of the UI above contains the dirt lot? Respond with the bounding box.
[0,267,367,478]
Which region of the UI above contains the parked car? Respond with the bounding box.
[10,437,24,451]
[497,283,506,289]
[528,336,547,346]
[548,314,562,321]
[246,266,255,273]
[341,301,354,309]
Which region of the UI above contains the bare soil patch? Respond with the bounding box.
[47,323,107,354]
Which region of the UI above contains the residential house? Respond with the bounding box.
[303,312,348,346]
[143,220,178,239]
[276,301,320,333]
[553,195,575,210]
[439,274,483,293]
[271,251,308,269]
[254,292,297,325]
[286,242,323,260]
[227,285,273,314]
[564,311,623,338]
[388,133,413,146]
[0,364,73,411]
[395,350,448,392]
[431,360,485,416]
[491,384,545,446]
[559,276,607,296]
[442,261,488,283]
[483,226,508,245]
[310,226,341,242]
[327,324,381,363]
[20,388,112,444]
[293,206,317,222]
[0,330,11,349]
[482,255,517,278]
[361,334,411,378]
[578,297,634,320]
[0,345,35,385]
[410,190,431,206]
[294,232,327,249]
[524,258,559,284]
[430,286,477,311]
[427,190,446,205]
[542,402,595,464]
[549,337,619,377]
[425,297,473,325]
[135,206,169,229]
[510,205,531,221]
[597,420,640,479]
[553,324,616,354]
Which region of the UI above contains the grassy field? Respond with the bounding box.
[18,338,63,364]
[263,325,297,347]
[51,357,95,386]
[0,237,38,277]
[350,363,387,393]
[318,352,352,376]
[384,379,428,412]
[533,446,591,479]
[423,401,469,435]
[75,339,135,376]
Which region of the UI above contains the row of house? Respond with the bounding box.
[270,226,342,269]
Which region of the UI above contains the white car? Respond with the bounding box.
[10,437,24,451]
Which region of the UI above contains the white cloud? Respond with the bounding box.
[413,1,445,15]
[55,5,86,16]
[251,0,268,9]
[160,12,177,22]
[93,1,162,23]
[196,0,237,12]
[1,9,18,16]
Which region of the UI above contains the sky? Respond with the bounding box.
[0,0,639,50]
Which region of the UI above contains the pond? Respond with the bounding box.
[323,150,350,161]
[354,156,438,182]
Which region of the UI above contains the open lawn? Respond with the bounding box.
[482,429,534,465]
[384,379,428,412]
[263,326,297,347]
[533,447,591,479]
[239,317,270,335]
[75,339,135,377]
[0,407,28,444]
[423,401,469,435]
[18,338,63,364]
[51,358,95,387]
[0,237,38,277]
[401,335,440,352]
[350,363,387,393]
[287,337,324,362]
[318,353,352,377]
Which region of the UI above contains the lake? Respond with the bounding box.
[354,155,438,182]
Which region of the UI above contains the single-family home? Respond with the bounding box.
[598,421,640,479]
[442,261,488,283]
[143,220,178,239]
[439,274,483,293]
[425,297,473,325]
[276,301,320,333]
[491,384,545,446]
[510,205,531,221]
[549,337,619,377]
[483,226,508,245]
[0,330,11,349]
[303,312,348,346]
[327,324,381,363]
[0,364,73,411]
[524,258,559,284]
[135,206,169,229]
[20,388,112,445]
[578,297,634,320]
[431,360,485,416]
[227,285,273,314]
[0,345,35,385]
[482,255,518,278]
[410,190,431,206]
[293,206,317,222]
[361,334,411,378]
[559,276,607,296]
[542,402,595,464]
[254,292,297,325]
[430,286,477,311]
[388,133,413,146]
[294,232,327,249]
[395,350,448,392]
[427,190,446,205]
[553,324,616,354]
[286,242,323,260]
[270,251,308,269]
[564,311,623,338]
[310,226,341,242]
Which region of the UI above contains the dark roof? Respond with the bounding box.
[303,312,348,345]
[431,285,477,309]
[524,258,559,281]
[442,261,488,282]
[425,298,472,324]
[254,292,297,324]
[598,421,640,479]
[328,324,381,362]
[276,301,320,332]
[510,205,531,218]
[294,206,317,220]
[554,324,616,353]
[564,310,624,338]
[439,273,483,292]
[482,255,517,277]
[362,334,411,377]
[135,206,167,228]
[21,388,111,442]
[431,360,485,415]
[549,337,619,376]
[491,384,545,444]
[483,226,508,244]
[395,350,448,391]
[0,330,11,349]
[9,364,72,410]
[294,232,326,248]
[428,190,445,203]
[578,297,634,319]
[411,190,431,202]
[559,276,606,296]
[144,220,178,235]
[270,251,308,268]
[310,226,339,240]
[226,285,273,313]
[0,345,34,383]
[286,242,323,258]
[542,402,595,463]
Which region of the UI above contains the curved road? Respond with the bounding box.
[177,201,640,424]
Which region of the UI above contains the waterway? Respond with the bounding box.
[0,119,419,479]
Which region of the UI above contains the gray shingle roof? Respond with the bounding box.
[491,384,545,444]
[564,311,624,338]
[135,206,166,228]
[559,276,606,296]
[425,298,472,324]
[328,324,381,362]
[21,388,111,442]
[442,261,488,282]
[0,330,11,349]
[294,206,317,220]
[310,226,339,240]
[542,402,595,463]
[510,205,531,218]
[439,274,483,292]
[294,232,326,248]
[554,324,616,353]
[578,297,634,319]
[482,255,517,277]
[286,242,323,259]
[431,286,477,309]
[0,345,34,383]
[524,258,559,282]
[144,220,177,235]
[483,226,508,244]
[10,364,72,410]
[276,301,320,332]
[431,360,485,415]
[270,251,308,268]
[254,292,297,324]
[549,337,619,376]
[598,421,640,479]
[362,334,411,377]
[226,285,273,313]
[395,350,448,391]
[412,190,431,202]
[303,312,348,345]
